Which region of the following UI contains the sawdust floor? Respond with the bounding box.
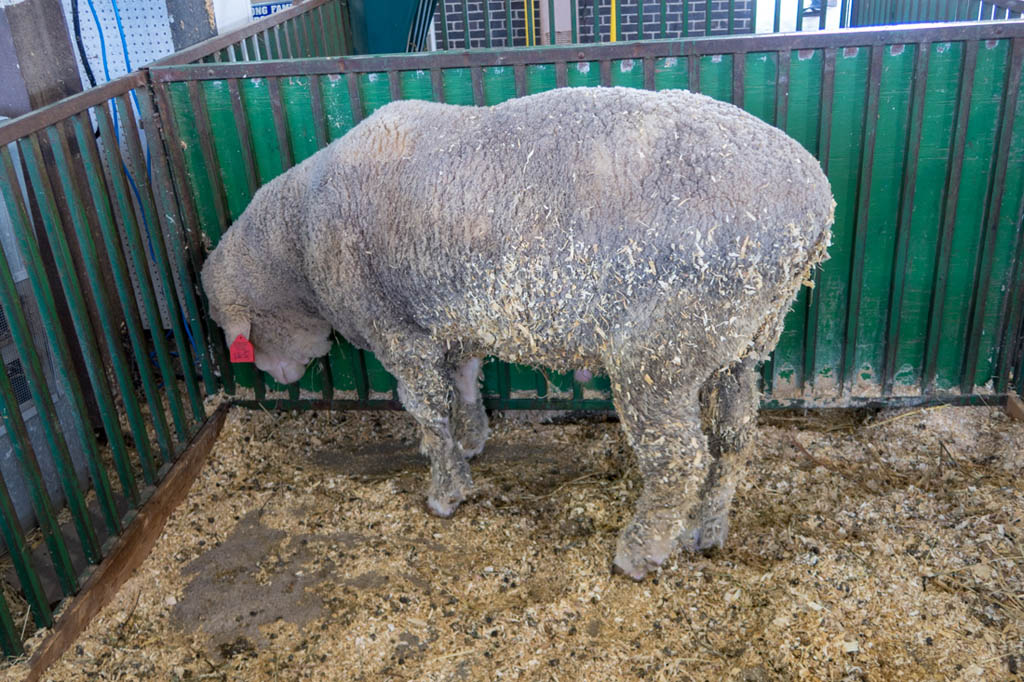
[8,403,1024,681]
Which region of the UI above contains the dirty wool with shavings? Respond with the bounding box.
[8,402,1023,681]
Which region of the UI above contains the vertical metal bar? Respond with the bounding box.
[139,85,224,400]
[268,77,295,170]
[253,370,266,401]
[44,124,142,505]
[600,58,612,85]
[388,70,403,102]
[5,142,120,544]
[0,590,23,656]
[353,350,370,401]
[659,0,666,37]
[819,0,828,30]
[322,5,340,56]
[314,5,329,56]
[729,0,736,34]
[260,29,274,60]
[294,13,309,58]
[803,47,835,394]
[71,112,164,480]
[461,0,471,47]
[960,38,1022,394]
[309,75,329,149]
[339,0,356,55]
[556,60,569,87]
[440,0,451,49]
[0,421,52,627]
[430,67,446,102]
[687,44,700,92]
[922,40,978,392]
[615,0,622,40]
[307,9,321,57]
[775,49,791,128]
[796,0,804,31]
[572,0,579,42]
[638,0,645,39]
[705,0,713,35]
[549,0,557,43]
[96,101,185,454]
[514,63,527,96]
[773,0,782,32]
[281,18,295,58]
[320,355,333,401]
[0,158,90,592]
[994,193,1024,392]
[732,51,745,106]
[346,72,364,124]
[0,294,80,603]
[273,24,286,58]
[841,45,883,396]
[643,57,655,89]
[504,0,514,46]
[484,0,493,47]
[228,79,259,196]
[882,42,929,395]
[186,81,229,238]
[471,66,485,104]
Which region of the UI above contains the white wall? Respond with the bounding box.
[212,0,250,32]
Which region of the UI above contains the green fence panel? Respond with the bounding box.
[150,25,1024,410]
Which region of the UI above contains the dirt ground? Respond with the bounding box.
[6,400,1023,681]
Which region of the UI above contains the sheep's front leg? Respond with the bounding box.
[696,355,760,551]
[377,338,474,517]
[611,383,711,580]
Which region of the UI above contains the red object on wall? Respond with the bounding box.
[229,335,255,363]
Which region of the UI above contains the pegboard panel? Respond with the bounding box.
[60,0,176,85]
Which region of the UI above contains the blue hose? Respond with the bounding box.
[85,0,199,357]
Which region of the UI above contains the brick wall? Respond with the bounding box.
[434,0,753,49]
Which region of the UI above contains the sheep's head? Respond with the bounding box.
[218,308,333,385]
[202,240,333,386]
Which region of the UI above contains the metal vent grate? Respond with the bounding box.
[5,358,31,406]
[0,306,10,343]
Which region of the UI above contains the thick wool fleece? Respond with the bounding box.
[202,86,834,579]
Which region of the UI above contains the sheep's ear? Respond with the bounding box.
[224,318,251,342]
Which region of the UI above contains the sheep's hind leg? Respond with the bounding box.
[695,354,760,552]
[452,357,489,459]
[609,368,711,580]
[379,339,473,518]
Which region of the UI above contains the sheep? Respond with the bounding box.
[201,86,834,579]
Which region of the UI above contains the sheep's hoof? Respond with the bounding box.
[677,514,729,554]
[426,494,463,518]
[612,522,676,580]
[457,440,485,461]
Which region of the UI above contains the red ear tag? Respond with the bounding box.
[229,335,255,363]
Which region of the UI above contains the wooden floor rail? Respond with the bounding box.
[25,404,228,681]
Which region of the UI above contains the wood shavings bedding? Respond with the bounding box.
[5,403,1022,681]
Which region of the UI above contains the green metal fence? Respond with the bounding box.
[0,75,211,656]
[851,0,1024,26]
[0,0,347,658]
[155,0,353,65]
[150,21,1024,412]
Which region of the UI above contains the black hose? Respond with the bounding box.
[71,0,98,88]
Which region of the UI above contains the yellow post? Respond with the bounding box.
[610,0,617,41]
[524,0,533,45]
